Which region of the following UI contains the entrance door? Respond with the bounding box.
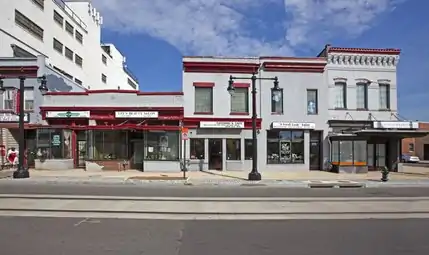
[208,139,222,170]
[309,131,322,170]
[367,142,386,170]
[424,144,429,160]
[131,141,144,171]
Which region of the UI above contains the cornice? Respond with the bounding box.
[327,53,399,68]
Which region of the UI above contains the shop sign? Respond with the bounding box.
[373,121,418,129]
[115,111,158,118]
[272,122,315,129]
[46,111,90,118]
[0,113,29,122]
[200,121,244,129]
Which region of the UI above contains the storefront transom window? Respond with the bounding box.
[267,130,304,164]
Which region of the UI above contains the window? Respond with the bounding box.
[331,140,367,166]
[409,143,415,152]
[271,89,283,114]
[75,54,83,67]
[334,82,347,109]
[53,38,63,53]
[127,78,137,89]
[92,131,128,160]
[32,0,44,9]
[102,55,107,64]
[190,139,204,159]
[379,84,390,110]
[307,89,318,114]
[53,10,63,27]
[226,139,241,160]
[101,74,107,83]
[356,83,368,109]
[65,47,73,60]
[244,139,253,160]
[144,131,179,161]
[3,89,15,110]
[267,130,304,164]
[12,45,35,57]
[24,89,34,110]
[65,21,74,35]
[36,129,72,159]
[194,87,213,113]
[75,31,83,44]
[74,78,82,85]
[15,10,44,40]
[53,66,73,80]
[230,88,248,113]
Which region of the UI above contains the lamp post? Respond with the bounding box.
[0,75,48,179]
[227,74,280,181]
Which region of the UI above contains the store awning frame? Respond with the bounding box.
[353,129,429,138]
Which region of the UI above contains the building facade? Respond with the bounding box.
[181,46,426,173]
[402,122,429,160]
[0,0,138,90]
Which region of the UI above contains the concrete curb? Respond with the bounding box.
[0,170,14,179]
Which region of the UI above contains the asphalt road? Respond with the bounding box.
[1,182,429,197]
[1,217,428,255]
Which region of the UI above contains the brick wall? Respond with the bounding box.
[402,122,429,160]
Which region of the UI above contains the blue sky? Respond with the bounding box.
[94,0,428,121]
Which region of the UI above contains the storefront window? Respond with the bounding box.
[331,139,367,166]
[93,131,128,160]
[244,139,253,160]
[145,131,179,161]
[190,138,205,159]
[226,139,241,160]
[36,129,72,159]
[267,130,304,164]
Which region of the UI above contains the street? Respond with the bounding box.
[0,216,428,255]
[1,181,429,197]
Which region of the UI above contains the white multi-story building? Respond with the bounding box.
[0,0,138,90]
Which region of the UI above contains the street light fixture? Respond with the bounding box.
[0,74,49,179]
[228,73,280,181]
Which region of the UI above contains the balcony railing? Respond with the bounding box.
[52,0,87,31]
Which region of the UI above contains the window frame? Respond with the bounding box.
[244,139,253,160]
[3,89,15,110]
[356,82,368,110]
[226,139,241,160]
[75,54,83,67]
[32,0,44,10]
[36,128,72,159]
[53,38,63,54]
[102,55,107,64]
[101,74,107,83]
[266,130,305,164]
[74,78,82,85]
[194,87,213,114]
[91,130,128,160]
[15,10,44,41]
[306,89,318,115]
[271,88,283,114]
[330,139,367,166]
[65,47,73,61]
[65,21,74,36]
[53,10,63,27]
[190,138,205,160]
[75,31,83,44]
[334,82,347,109]
[144,130,180,161]
[379,83,390,110]
[230,87,249,114]
[24,88,34,111]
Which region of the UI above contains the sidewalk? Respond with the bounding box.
[0,167,427,187]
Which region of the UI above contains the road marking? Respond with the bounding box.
[74,217,89,226]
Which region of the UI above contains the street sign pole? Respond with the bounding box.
[181,126,189,179]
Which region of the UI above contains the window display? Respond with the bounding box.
[145,131,179,161]
[93,130,128,160]
[226,139,241,160]
[267,130,304,164]
[190,138,205,159]
[36,128,72,159]
[330,140,367,166]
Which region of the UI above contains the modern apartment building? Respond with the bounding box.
[0,0,138,90]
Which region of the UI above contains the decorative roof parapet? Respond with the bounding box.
[327,53,399,67]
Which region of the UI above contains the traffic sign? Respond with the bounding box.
[181,127,189,140]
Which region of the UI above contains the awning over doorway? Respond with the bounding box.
[353,129,429,138]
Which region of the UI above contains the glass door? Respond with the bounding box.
[208,139,223,170]
[376,144,386,168]
[309,131,322,170]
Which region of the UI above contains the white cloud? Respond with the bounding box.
[92,0,403,56]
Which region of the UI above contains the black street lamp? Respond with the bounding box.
[0,75,48,179]
[227,74,280,181]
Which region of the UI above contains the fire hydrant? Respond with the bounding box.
[381,166,389,182]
